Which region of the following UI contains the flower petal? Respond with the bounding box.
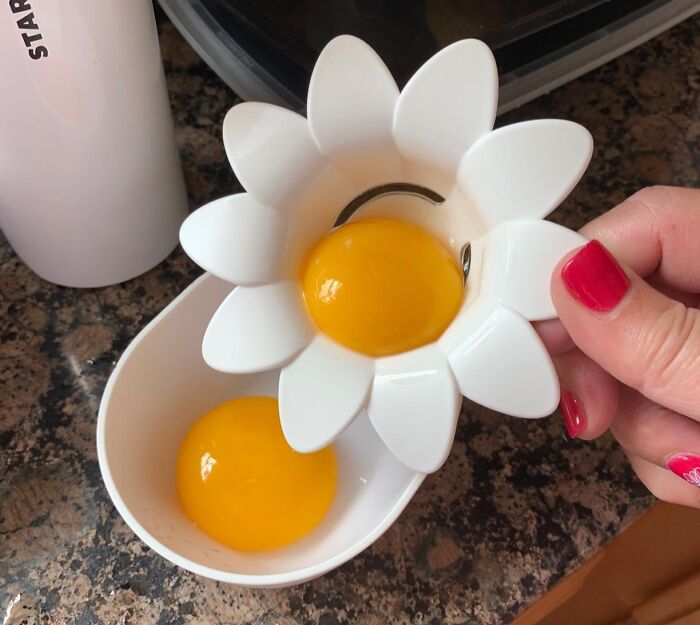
[482,220,588,320]
[223,102,325,208]
[368,345,461,473]
[308,35,399,159]
[440,299,559,418]
[202,281,313,373]
[458,120,593,227]
[279,335,374,453]
[179,194,287,286]
[393,39,497,173]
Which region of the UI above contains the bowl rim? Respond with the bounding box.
[96,273,425,587]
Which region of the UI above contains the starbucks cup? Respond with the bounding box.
[0,1,188,287]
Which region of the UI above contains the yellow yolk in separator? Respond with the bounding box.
[301,218,464,357]
[176,397,336,551]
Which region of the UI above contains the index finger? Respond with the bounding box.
[580,186,700,293]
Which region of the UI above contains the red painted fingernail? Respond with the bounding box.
[561,240,631,313]
[667,453,700,488]
[560,390,586,439]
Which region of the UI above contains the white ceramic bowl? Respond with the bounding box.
[97,273,424,587]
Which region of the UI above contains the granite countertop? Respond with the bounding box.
[1,12,698,625]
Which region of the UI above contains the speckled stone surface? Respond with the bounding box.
[1,11,698,625]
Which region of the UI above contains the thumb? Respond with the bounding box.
[552,240,700,419]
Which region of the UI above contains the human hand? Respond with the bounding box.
[538,186,700,508]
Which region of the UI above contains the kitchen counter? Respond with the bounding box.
[1,12,698,625]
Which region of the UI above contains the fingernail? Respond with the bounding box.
[561,240,631,313]
[560,390,586,439]
[667,453,700,488]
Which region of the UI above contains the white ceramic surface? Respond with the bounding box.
[97,273,423,587]
[308,35,398,159]
[180,35,592,475]
[202,280,313,373]
[179,194,287,286]
[368,344,461,474]
[223,103,325,210]
[481,220,591,320]
[279,335,374,453]
[393,39,498,172]
[458,119,593,227]
[439,299,559,418]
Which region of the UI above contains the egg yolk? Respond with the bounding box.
[300,218,464,357]
[176,397,336,551]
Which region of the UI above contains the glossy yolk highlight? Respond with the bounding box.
[301,218,464,357]
[177,397,336,551]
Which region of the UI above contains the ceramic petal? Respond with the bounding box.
[180,194,287,286]
[394,39,497,173]
[481,220,588,320]
[279,335,374,453]
[202,281,313,373]
[459,119,593,227]
[223,102,326,209]
[440,299,559,417]
[369,345,461,473]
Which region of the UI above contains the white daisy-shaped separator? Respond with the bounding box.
[180,36,592,474]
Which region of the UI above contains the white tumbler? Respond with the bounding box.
[0,1,188,287]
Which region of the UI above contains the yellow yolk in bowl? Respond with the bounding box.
[301,218,464,357]
[176,397,336,552]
